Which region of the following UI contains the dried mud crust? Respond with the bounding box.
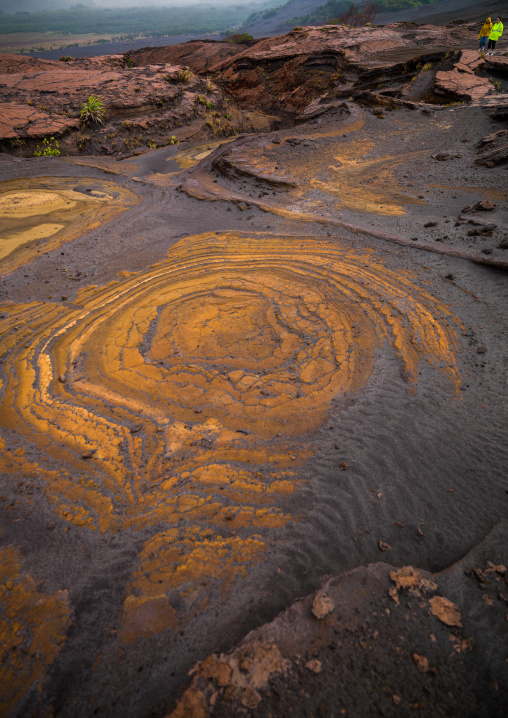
[175,102,508,269]
[170,523,508,718]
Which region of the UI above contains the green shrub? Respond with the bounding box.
[227,33,253,44]
[59,55,73,62]
[79,95,107,125]
[34,137,60,157]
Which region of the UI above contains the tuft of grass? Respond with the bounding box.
[177,68,195,83]
[421,62,432,72]
[205,77,215,92]
[79,95,107,125]
[226,33,253,44]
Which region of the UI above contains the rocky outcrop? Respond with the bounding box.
[0,53,278,155]
[475,128,508,167]
[0,53,59,74]
[209,25,492,113]
[484,56,508,74]
[434,49,492,102]
[0,24,501,155]
[170,522,508,717]
[126,40,254,74]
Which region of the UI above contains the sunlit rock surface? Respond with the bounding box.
[0,177,137,273]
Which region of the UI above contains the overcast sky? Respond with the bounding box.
[0,0,267,11]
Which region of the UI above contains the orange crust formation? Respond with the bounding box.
[0,231,461,641]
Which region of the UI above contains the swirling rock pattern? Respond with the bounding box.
[0,231,461,647]
[0,177,137,274]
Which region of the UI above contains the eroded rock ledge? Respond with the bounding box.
[1,22,507,157]
[170,522,508,718]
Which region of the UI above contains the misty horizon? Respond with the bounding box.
[0,0,272,11]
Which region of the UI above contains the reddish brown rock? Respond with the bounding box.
[434,50,492,102]
[0,52,275,151]
[127,40,253,74]
[168,544,508,718]
[0,53,59,74]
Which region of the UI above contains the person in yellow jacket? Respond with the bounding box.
[486,17,503,55]
[478,17,493,53]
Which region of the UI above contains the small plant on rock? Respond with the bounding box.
[60,55,73,62]
[170,135,178,145]
[226,33,253,44]
[205,77,215,92]
[177,68,195,83]
[79,95,107,125]
[421,62,432,72]
[34,137,60,157]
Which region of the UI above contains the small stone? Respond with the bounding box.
[312,592,335,619]
[378,540,391,552]
[473,200,496,211]
[58,374,66,382]
[429,595,462,627]
[477,346,487,354]
[424,221,437,228]
[305,659,322,673]
[81,450,96,459]
[61,295,68,301]
[130,424,142,433]
[413,653,430,673]
[48,522,55,531]
[339,461,348,470]
[240,687,261,709]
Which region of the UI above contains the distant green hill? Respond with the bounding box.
[246,0,441,30]
[0,3,277,37]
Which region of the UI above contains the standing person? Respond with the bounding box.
[486,17,503,55]
[478,17,493,53]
